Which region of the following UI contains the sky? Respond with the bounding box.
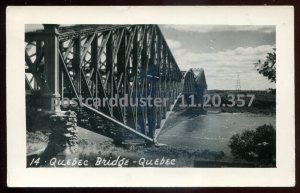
[160,25,276,90]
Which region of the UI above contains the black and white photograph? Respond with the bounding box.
[6,6,294,187]
[25,24,276,168]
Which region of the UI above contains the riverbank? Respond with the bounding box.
[205,106,275,115]
[27,115,275,168]
[27,128,227,167]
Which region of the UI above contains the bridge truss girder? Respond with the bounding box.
[25,24,183,142]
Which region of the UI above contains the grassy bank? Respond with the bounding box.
[27,130,227,167]
[77,139,226,167]
[27,123,274,167]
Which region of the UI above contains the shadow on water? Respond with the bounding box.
[159,107,207,136]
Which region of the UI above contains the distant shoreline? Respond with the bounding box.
[205,106,275,115]
[205,90,276,115]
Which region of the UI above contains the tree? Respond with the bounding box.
[255,48,276,83]
[229,124,276,165]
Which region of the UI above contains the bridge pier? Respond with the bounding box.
[40,24,61,112]
[26,25,79,163]
[41,111,79,165]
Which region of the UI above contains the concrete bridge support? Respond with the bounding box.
[26,25,79,161]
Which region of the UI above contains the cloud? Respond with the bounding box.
[161,25,275,34]
[165,38,275,90]
[175,44,275,70]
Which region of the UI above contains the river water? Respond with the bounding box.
[157,111,276,156]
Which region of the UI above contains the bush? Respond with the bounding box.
[229,124,276,164]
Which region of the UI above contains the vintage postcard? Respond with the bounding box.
[6,6,294,187]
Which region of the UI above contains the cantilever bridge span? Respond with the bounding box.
[25,24,206,144]
[182,68,207,105]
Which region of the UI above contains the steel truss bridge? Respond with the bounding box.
[25,24,206,144]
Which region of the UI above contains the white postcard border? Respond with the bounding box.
[6,6,295,187]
